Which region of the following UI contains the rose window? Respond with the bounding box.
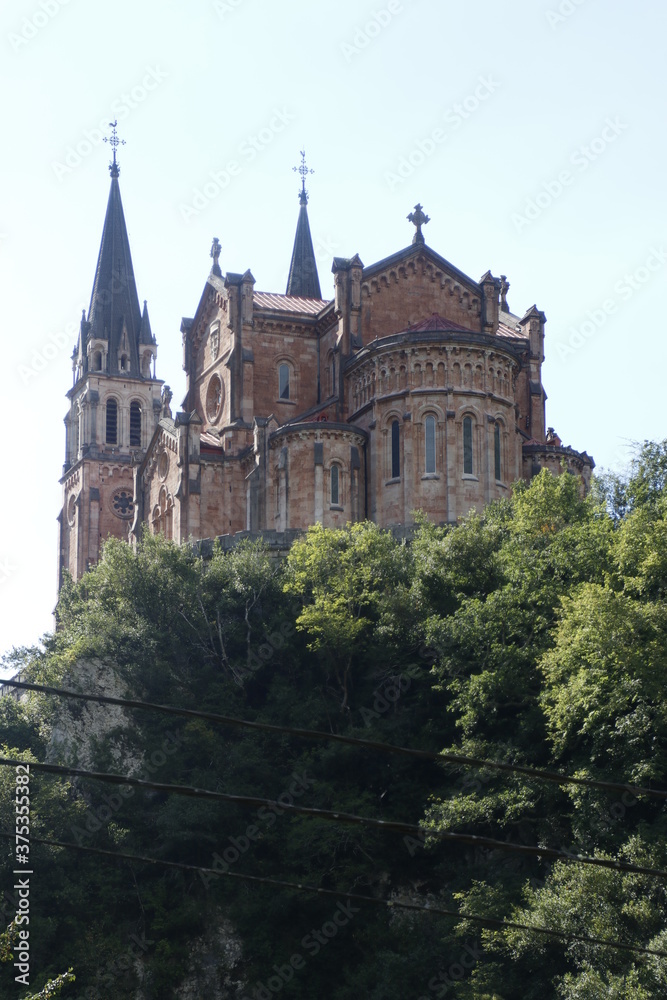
[112,489,134,519]
[206,374,224,422]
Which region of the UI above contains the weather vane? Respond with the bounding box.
[293,149,314,204]
[104,121,126,177]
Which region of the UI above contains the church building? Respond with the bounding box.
[58,143,594,583]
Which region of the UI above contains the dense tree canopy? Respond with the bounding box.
[2,443,667,998]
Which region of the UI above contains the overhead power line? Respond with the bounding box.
[1,754,666,881]
[4,677,667,802]
[1,830,665,960]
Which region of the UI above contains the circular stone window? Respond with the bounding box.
[158,451,169,481]
[67,494,77,526]
[111,489,134,520]
[206,374,224,422]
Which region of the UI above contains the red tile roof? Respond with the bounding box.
[405,312,475,334]
[253,291,330,314]
[200,432,223,453]
[497,321,528,339]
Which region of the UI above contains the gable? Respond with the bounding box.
[360,245,483,343]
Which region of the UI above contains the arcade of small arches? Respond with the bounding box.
[351,353,516,413]
[83,343,155,379]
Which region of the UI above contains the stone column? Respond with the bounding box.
[314,442,323,524]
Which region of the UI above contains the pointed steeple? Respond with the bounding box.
[86,139,143,374]
[286,150,321,299]
[139,300,154,345]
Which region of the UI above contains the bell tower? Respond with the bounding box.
[58,125,163,584]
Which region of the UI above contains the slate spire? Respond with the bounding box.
[286,150,321,299]
[86,138,143,374]
[139,300,154,345]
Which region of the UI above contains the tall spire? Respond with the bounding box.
[86,124,143,373]
[286,150,321,299]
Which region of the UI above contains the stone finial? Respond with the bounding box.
[161,384,173,418]
[408,203,430,244]
[500,275,510,312]
[210,237,222,276]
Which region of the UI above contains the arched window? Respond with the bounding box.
[106,398,118,445]
[463,416,473,475]
[425,415,436,474]
[93,351,102,371]
[130,401,142,447]
[331,464,340,506]
[391,419,400,479]
[494,422,502,481]
[279,363,290,400]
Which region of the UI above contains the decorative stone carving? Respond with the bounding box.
[206,374,224,422]
[210,323,220,361]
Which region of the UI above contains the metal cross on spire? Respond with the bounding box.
[293,149,314,204]
[104,120,126,177]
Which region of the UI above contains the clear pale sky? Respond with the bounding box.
[1,0,665,668]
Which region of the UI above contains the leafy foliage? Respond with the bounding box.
[0,919,74,999]
[1,451,667,998]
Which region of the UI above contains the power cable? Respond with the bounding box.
[3,677,666,801]
[1,830,665,960]
[1,755,666,881]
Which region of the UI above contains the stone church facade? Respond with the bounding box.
[59,153,594,583]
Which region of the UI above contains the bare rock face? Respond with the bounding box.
[131,917,244,1000]
[48,662,247,998]
[47,658,142,772]
[174,919,244,1000]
